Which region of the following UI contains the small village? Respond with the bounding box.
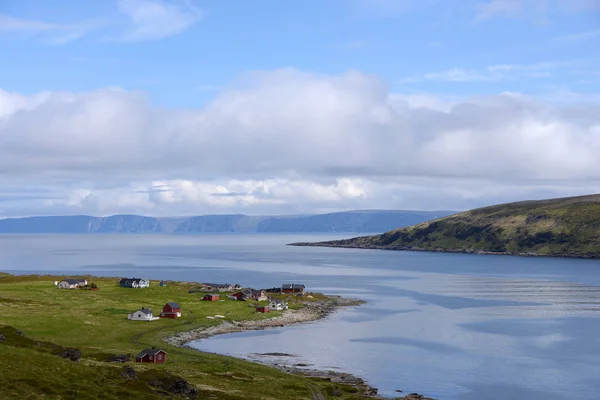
[54,276,307,365]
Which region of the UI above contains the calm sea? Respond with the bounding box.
[2,234,600,399]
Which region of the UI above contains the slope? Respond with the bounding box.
[289,194,600,259]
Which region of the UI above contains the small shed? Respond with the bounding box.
[159,302,181,319]
[256,306,269,313]
[202,294,219,301]
[135,347,166,363]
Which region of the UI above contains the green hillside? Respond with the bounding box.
[290,194,600,258]
[0,274,373,400]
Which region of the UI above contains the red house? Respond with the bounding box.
[159,302,181,319]
[202,294,219,301]
[135,348,166,364]
[256,306,269,313]
[230,291,246,300]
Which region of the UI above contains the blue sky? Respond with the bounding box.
[0,0,599,216]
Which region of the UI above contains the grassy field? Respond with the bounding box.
[0,273,369,400]
[293,193,600,258]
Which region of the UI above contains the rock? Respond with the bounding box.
[0,334,5,341]
[106,354,131,363]
[148,372,198,400]
[401,393,435,400]
[15,330,23,337]
[121,366,138,380]
[57,348,81,362]
[332,388,342,397]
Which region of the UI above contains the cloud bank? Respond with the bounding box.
[1,69,599,216]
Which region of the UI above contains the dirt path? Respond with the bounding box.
[307,383,326,400]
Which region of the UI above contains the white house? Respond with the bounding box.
[120,278,150,288]
[268,299,288,311]
[128,308,159,321]
[58,279,87,289]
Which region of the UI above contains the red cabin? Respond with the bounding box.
[230,291,245,300]
[256,306,269,313]
[202,294,219,301]
[159,301,181,319]
[135,348,166,364]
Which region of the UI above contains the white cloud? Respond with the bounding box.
[1,68,600,216]
[474,0,599,22]
[475,0,523,22]
[0,14,105,44]
[111,0,202,42]
[554,29,600,43]
[400,61,579,83]
[425,68,492,82]
[351,0,439,17]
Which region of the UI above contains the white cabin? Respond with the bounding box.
[268,299,288,311]
[120,278,150,288]
[58,279,87,289]
[128,308,159,321]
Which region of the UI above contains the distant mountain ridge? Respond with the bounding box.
[0,210,455,234]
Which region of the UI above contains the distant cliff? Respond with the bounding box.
[289,194,600,258]
[0,210,454,234]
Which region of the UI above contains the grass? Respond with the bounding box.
[0,274,369,400]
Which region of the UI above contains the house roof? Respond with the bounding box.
[139,308,153,315]
[270,299,284,304]
[166,302,180,309]
[204,294,219,297]
[251,289,265,295]
[120,277,148,283]
[135,348,165,358]
[62,279,85,285]
[282,284,305,289]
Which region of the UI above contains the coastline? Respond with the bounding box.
[164,296,435,400]
[288,242,600,260]
[164,295,364,346]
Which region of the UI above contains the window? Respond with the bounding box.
[157,354,162,360]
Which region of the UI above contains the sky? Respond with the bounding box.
[0,0,599,217]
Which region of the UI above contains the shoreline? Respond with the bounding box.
[164,296,389,397]
[164,295,364,346]
[164,296,435,400]
[287,242,600,260]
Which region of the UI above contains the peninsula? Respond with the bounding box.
[0,273,429,399]
[289,194,600,259]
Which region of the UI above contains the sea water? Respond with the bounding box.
[2,233,600,399]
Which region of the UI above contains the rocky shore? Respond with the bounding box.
[165,296,363,347]
[164,296,434,399]
[288,241,600,260]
